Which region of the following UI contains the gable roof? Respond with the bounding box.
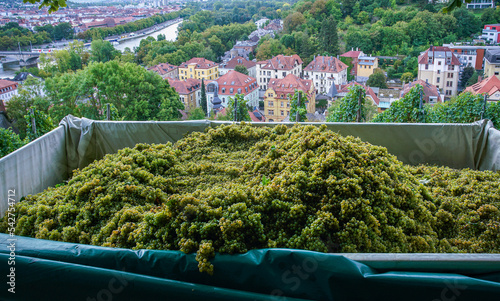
[464,76,500,96]
[418,46,460,66]
[305,56,348,73]
[258,54,303,71]
[179,57,218,69]
[338,82,380,105]
[167,78,201,95]
[400,79,441,103]
[148,63,178,75]
[220,56,256,70]
[340,50,363,58]
[268,73,313,95]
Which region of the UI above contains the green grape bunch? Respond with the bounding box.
[1,124,499,273]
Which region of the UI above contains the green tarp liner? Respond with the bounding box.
[1,116,500,299]
[1,234,500,300]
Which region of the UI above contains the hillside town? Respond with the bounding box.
[0,1,180,32]
[1,1,500,299]
[2,0,500,130]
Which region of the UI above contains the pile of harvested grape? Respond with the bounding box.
[1,124,499,274]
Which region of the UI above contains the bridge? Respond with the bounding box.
[0,51,41,70]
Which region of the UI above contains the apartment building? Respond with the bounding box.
[256,54,303,90]
[417,46,460,98]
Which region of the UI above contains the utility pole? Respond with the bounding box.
[30,108,37,137]
[234,96,238,122]
[296,91,300,122]
[481,94,488,120]
[419,89,424,123]
[106,103,111,121]
[356,89,362,122]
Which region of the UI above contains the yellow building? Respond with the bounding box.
[264,74,316,122]
[178,57,219,81]
[356,55,378,80]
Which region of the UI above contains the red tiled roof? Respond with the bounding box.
[249,109,266,122]
[268,73,313,95]
[0,79,18,92]
[180,57,218,69]
[340,50,362,58]
[258,54,303,71]
[221,56,256,70]
[400,79,441,103]
[464,76,500,96]
[148,63,178,76]
[304,56,348,73]
[418,46,460,66]
[338,82,380,105]
[167,78,200,95]
[210,70,258,96]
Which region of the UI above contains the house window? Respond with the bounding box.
[425,64,429,70]
[447,73,453,78]
[230,88,234,93]
[280,102,284,107]
[281,110,284,116]
[495,72,500,75]
[438,61,441,65]
[222,88,226,93]
[282,72,286,77]
[268,101,273,106]
[237,88,242,94]
[268,110,274,115]
[268,93,273,97]
[437,70,441,74]
[446,90,452,96]
[287,103,290,108]
[449,66,454,70]
[437,78,440,83]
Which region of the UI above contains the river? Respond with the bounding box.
[114,21,181,52]
[0,21,181,79]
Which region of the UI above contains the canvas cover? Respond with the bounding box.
[0,116,499,300]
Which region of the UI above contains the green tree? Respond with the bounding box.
[90,39,120,63]
[219,94,251,121]
[460,66,475,88]
[24,108,55,141]
[54,23,73,40]
[6,77,51,139]
[234,65,249,75]
[453,8,481,39]
[366,68,388,89]
[400,72,414,84]
[284,12,306,33]
[45,61,184,121]
[200,79,207,116]
[428,92,488,125]
[0,128,25,158]
[467,72,479,87]
[289,90,308,122]
[326,85,366,122]
[319,16,340,56]
[373,84,427,123]
[188,107,206,120]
